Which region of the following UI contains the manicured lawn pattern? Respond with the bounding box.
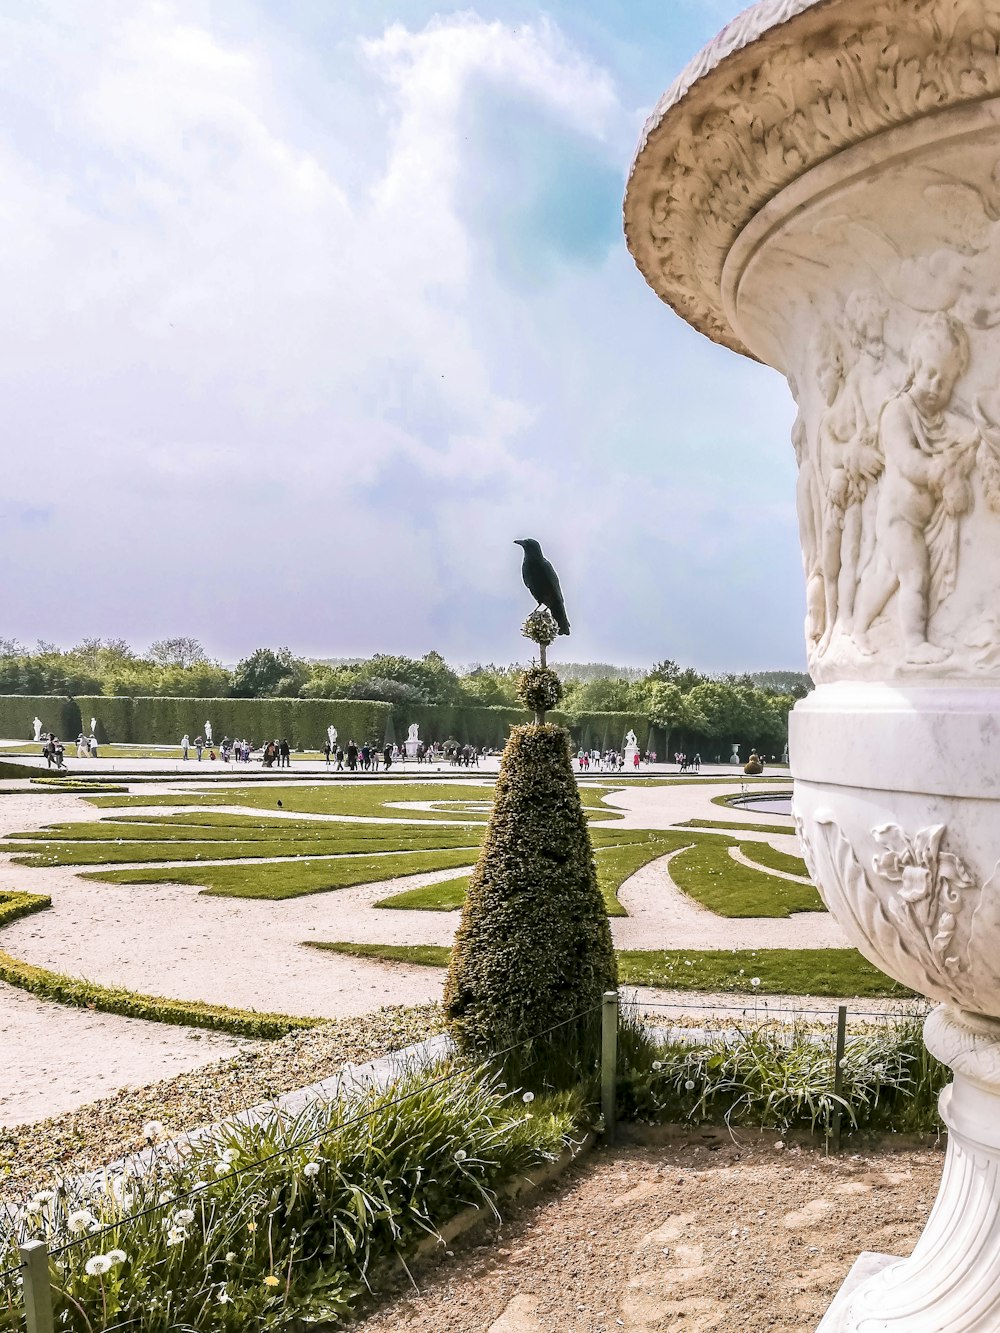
[737,841,810,879]
[307,942,912,999]
[86,782,624,822]
[669,839,823,917]
[84,847,481,900]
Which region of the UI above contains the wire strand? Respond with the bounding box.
[45,1003,603,1260]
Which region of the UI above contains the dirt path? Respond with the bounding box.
[355,1135,941,1332]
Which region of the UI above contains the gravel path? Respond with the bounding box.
[0,1005,441,1194]
[354,1135,941,1332]
[0,983,254,1127]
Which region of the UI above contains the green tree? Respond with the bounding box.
[231,648,307,697]
[148,637,209,668]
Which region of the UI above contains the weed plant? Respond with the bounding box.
[0,1063,582,1331]
[618,1008,946,1138]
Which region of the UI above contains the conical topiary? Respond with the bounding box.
[444,723,617,1062]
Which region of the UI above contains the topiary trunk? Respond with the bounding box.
[444,724,617,1072]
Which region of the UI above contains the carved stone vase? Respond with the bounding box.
[625,1,1000,1327]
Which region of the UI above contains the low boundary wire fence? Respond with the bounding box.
[3,1002,608,1333]
[2,991,939,1331]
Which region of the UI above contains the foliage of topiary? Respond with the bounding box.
[521,607,559,647]
[444,724,617,1074]
[517,665,563,715]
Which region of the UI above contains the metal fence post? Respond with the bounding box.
[831,1004,848,1154]
[601,990,619,1146]
[19,1240,54,1333]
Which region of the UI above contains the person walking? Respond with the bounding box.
[323,739,331,767]
[383,743,393,771]
[279,738,290,768]
[195,735,204,761]
[181,734,190,761]
[335,745,344,771]
[347,740,358,772]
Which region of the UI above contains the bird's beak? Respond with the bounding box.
[513,539,523,546]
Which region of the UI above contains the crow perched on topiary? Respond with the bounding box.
[514,538,570,635]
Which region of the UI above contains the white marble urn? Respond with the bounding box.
[626,1,1000,1328]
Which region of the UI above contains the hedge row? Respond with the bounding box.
[73,697,393,748]
[0,695,662,753]
[0,695,79,741]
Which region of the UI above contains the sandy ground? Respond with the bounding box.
[0,986,255,1125]
[0,774,839,1123]
[354,1134,943,1333]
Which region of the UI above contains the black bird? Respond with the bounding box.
[514,538,570,635]
[277,800,283,808]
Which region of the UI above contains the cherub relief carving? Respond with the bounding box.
[788,374,825,651]
[854,313,979,664]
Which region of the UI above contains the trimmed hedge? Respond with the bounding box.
[74,695,133,745]
[72,697,393,749]
[444,723,617,1060]
[0,695,79,742]
[0,695,654,751]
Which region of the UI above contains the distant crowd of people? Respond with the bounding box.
[576,748,657,771]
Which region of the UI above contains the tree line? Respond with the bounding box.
[0,639,809,751]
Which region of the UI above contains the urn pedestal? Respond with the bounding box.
[625,1,1000,1327]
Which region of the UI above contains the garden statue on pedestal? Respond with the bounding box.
[327,725,337,751]
[204,720,212,745]
[444,538,616,1079]
[623,729,640,767]
[404,723,420,760]
[729,743,740,764]
[32,717,42,743]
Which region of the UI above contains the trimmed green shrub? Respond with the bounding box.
[444,724,617,1069]
[0,696,79,742]
[73,695,133,744]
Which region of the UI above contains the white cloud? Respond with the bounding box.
[0,1,803,669]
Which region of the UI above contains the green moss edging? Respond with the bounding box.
[0,889,316,1038]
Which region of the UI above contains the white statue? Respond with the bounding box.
[204,720,213,744]
[729,744,740,764]
[624,729,637,749]
[32,717,42,742]
[404,723,420,759]
[407,723,419,742]
[327,725,337,748]
[90,717,97,736]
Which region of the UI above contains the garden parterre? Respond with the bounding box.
[0,772,887,1125]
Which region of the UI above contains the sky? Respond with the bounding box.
[1,0,804,673]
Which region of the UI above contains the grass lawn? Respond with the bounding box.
[85,781,623,822]
[2,814,482,867]
[737,841,810,879]
[83,847,480,899]
[374,831,696,917]
[669,838,823,916]
[680,818,795,836]
[306,942,912,999]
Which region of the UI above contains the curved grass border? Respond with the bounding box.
[308,941,913,999]
[0,890,317,1038]
[711,789,793,812]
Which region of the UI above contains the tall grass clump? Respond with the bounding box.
[0,1063,582,1331]
[618,1009,946,1139]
